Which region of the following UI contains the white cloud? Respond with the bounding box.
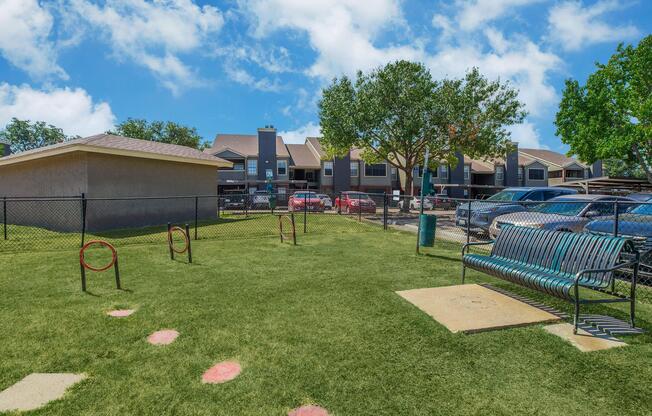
[0,83,116,137]
[548,1,639,51]
[0,0,67,79]
[279,122,321,144]
[455,0,545,31]
[70,0,224,94]
[224,66,281,92]
[240,0,422,79]
[426,32,561,118]
[508,121,547,149]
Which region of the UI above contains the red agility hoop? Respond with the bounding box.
[168,226,189,254]
[79,239,121,291]
[80,240,117,272]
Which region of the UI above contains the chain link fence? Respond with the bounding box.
[2,192,652,302]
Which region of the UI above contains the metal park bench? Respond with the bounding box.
[462,225,640,333]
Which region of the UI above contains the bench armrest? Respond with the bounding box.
[462,240,495,256]
[574,257,639,285]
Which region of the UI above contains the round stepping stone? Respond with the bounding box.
[147,329,179,345]
[201,361,241,384]
[288,405,329,416]
[106,309,135,318]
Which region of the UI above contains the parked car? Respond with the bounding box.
[489,194,634,238]
[455,187,577,233]
[335,191,377,214]
[398,196,434,211]
[250,190,270,209]
[220,193,246,210]
[584,201,652,253]
[626,192,652,203]
[317,194,333,210]
[288,191,325,212]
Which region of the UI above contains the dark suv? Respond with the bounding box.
[455,187,577,233]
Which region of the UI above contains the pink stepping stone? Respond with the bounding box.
[106,309,135,317]
[201,361,241,384]
[288,405,329,416]
[147,329,179,345]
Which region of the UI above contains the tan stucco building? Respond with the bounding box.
[0,134,230,231]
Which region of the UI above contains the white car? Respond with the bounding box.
[398,196,434,210]
[317,194,333,210]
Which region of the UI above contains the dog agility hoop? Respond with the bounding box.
[79,239,121,291]
[167,223,192,263]
[278,213,296,245]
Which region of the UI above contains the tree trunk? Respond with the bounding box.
[401,168,413,213]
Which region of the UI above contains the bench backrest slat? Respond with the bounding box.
[491,225,629,288]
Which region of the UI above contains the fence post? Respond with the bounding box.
[194,196,199,240]
[216,194,221,219]
[245,193,249,218]
[3,196,6,240]
[358,193,362,222]
[383,192,388,230]
[80,193,87,248]
[185,223,193,263]
[613,200,619,237]
[303,192,307,233]
[466,198,471,245]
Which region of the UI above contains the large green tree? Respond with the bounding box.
[318,60,526,195]
[109,118,207,150]
[0,118,73,153]
[555,35,652,182]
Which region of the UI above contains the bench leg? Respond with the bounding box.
[573,284,580,335]
[461,264,466,284]
[630,257,638,328]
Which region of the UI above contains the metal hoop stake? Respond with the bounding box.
[79,240,120,291]
[167,223,174,260]
[185,223,193,263]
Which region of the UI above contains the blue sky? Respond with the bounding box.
[0,1,649,153]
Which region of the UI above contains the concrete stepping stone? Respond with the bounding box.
[201,361,241,384]
[106,309,135,317]
[0,373,86,412]
[147,329,179,345]
[544,323,627,352]
[288,405,330,416]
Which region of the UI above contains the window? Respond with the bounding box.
[518,167,523,181]
[278,187,286,194]
[306,170,315,181]
[495,166,504,181]
[528,168,545,181]
[324,161,333,176]
[277,160,287,176]
[265,169,273,179]
[391,167,398,180]
[365,163,387,177]
[350,162,358,177]
[565,169,583,179]
[441,165,448,179]
[463,165,470,180]
[247,159,257,176]
[232,162,244,171]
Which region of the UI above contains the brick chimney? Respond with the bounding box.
[257,126,277,182]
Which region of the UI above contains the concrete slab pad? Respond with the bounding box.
[202,361,241,384]
[544,323,627,352]
[288,405,330,416]
[396,284,561,333]
[0,373,86,412]
[107,309,135,317]
[147,329,179,345]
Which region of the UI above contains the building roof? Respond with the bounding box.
[286,144,321,169]
[465,157,494,173]
[0,134,231,167]
[306,137,362,160]
[519,148,586,169]
[208,134,290,158]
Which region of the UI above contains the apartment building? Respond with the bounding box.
[207,126,599,197]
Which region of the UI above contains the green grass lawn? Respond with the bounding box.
[1,217,651,415]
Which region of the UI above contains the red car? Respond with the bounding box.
[288,191,325,212]
[335,191,377,214]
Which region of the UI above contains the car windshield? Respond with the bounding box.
[630,203,652,215]
[486,190,529,201]
[294,193,316,198]
[347,193,370,200]
[532,201,588,216]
